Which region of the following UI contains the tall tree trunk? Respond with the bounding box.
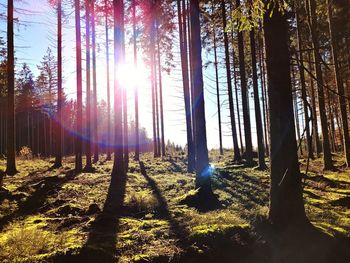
[105,0,112,161]
[263,3,307,227]
[307,0,333,169]
[249,18,266,169]
[212,4,223,156]
[91,0,99,163]
[221,0,241,161]
[156,26,166,157]
[6,0,17,175]
[236,0,253,165]
[133,0,140,161]
[154,49,161,157]
[85,0,92,170]
[74,0,83,172]
[54,0,63,167]
[190,0,211,194]
[177,0,195,172]
[327,0,350,166]
[112,0,124,176]
[296,10,314,159]
[307,51,320,157]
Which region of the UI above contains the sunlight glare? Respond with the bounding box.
[116,61,148,90]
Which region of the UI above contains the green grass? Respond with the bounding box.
[1,152,350,262]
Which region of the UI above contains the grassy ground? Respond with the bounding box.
[0,152,350,262]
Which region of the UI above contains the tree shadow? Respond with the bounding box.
[55,170,127,263]
[0,169,78,231]
[250,219,350,263]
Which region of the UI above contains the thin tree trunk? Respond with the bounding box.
[236,0,253,165]
[296,10,314,159]
[105,0,112,161]
[327,0,350,166]
[263,3,307,227]
[133,0,140,161]
[212,4,223,156]
[54,1,63,167]
[221,0,241,161]
[6,0,17,175]
[307,0,333,169]
[156,26,166,157]
[85,0,92,170]
[74,0,83,172]
[177,0,195,172]
[91,0,99,163]
[154,47,161,157]
[249,17,266,169]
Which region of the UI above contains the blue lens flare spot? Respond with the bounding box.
[201,164,216,177]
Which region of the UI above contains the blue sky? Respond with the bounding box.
[0,0,264,151]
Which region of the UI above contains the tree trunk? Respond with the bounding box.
[74,0,83,172]
[112,0,125,176]
[6,0,17,175]
[85,0,92,170]
[190,0,211,194]
[221,0,241,161]
[177,0,195,172]
[105,0,112,161]
[54,0,63,167]
[133,0,140,161]
[296,10,314,159]
[306,0,333,169]
[327,0,350,166]
[236,0,253,165]
[249,21,266,169]
[264,3,307,227]
[212,3,223,156]
[91,0,99,163]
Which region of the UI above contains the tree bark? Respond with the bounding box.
[190,0,211,194]
[264,3,307,227]
[105,0,112,161]
[6,0,17,175]
[133,0,140,161]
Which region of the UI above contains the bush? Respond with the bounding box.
[19,146,33,160]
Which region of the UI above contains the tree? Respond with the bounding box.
[248,1,266,169]
[112,0,125,176]
[85,0,93,170]
[177,0,195,172]
[327,0,350,167]
[221,0,241,161]
[105,0,112,161]
[190,0,210,195]
[306,0,333,170]
[54,0,63,168]
[263,2,307,227]
[74,0,83,172]
[236,0,253,166]
[6,0,17,175]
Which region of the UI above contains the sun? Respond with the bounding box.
[116,60,149,90]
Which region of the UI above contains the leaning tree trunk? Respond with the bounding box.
[54,0,63,168]
[6,0,17,175]
[112,0,125,176]
[221,0,241,161]
[327,0,350,166]
[74,0,83,172]
[264,2,308,227]
[190,0,211,195]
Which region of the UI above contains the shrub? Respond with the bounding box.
[19,146,33,160]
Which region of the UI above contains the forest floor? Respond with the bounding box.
[0,151,350,262]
